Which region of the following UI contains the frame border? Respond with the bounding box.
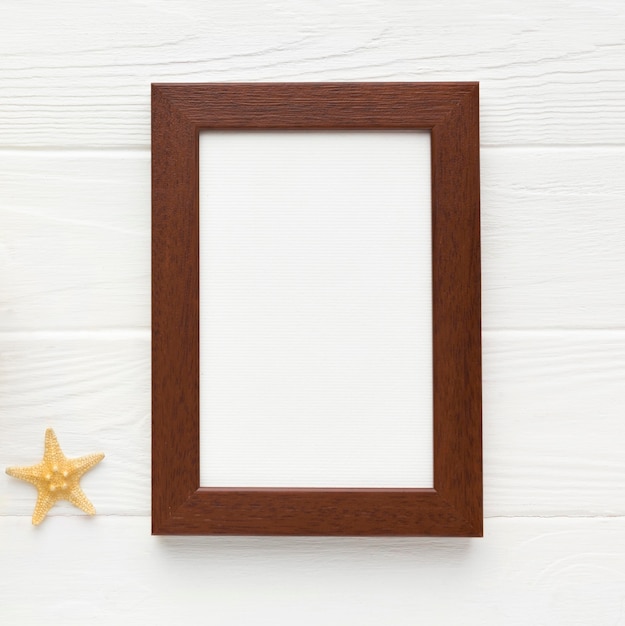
[152,83,482,536]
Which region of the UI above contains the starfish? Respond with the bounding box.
[6,428,104,525]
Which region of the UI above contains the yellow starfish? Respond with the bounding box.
[6,428,104,525]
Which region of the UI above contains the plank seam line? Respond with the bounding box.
[3,514,625,520]
[484,328,625,333]
[482,143,625,150]
[0,329,150,340]
[0,146,151,154]
[0,326,625,341]
[486,514,625,520]
[0,145,624,153]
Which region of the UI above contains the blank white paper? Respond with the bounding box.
[199,131,432,488]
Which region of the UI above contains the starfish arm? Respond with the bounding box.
[6,464,46,487]
[44,428,66,466]
[67,485,97,515]
[71,452,105,477]
[32,492,57,525]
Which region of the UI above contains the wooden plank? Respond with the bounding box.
[482,147,625,329]
[0,151,150,330]
[1,331,625,518]
[0,334,150,517]
[2,147,624,331]
[1,516,624,625]
[484,331,625,517]
[0,0,624,146]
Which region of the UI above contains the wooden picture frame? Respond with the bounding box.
[152,82,482,536]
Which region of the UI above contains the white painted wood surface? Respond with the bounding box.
[0,151,150,330]
[2,517,625,626]
[3,331,625,518]
[1,1,625,623]
[3,148,625,331]
[1,0,624,147]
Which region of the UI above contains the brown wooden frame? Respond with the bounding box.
[152,83,481,536]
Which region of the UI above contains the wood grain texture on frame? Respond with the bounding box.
[152,83,482,536]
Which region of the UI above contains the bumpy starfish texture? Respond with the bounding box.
[6,428,104,525]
